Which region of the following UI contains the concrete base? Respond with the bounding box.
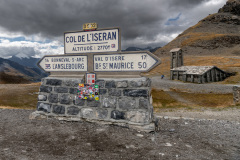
[29,111,155,132]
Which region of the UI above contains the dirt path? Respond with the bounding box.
[155,108,240,122]
[151,76,235,94]
[165,91,196,106]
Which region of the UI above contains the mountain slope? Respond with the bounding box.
[0,58,46,83]
[154,0,240,56]
[9,56,40,68]
[124,46,161,53]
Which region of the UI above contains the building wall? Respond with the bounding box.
[170,68,227,83]
[170,50,183,69]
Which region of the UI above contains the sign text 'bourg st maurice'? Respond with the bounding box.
[64,28,120,54]
[94,53,159,72]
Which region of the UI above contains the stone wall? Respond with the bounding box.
[33,77,155,132]
[233,85,240,105]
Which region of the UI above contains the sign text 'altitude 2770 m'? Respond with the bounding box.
[64,28,120,54]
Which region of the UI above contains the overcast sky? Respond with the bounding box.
[0,0,226,58]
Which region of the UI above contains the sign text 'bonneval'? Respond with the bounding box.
[38,55,87,72]
[64,28,120,54]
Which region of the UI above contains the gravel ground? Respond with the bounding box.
[156,108,240,122]
[151,76,235,94]
[0,109,240,160]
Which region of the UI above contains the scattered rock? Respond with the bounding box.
[136,134,144,137]
[165,143,172,147]
[126,145,137,149]
[159,153,165,156]
[169,128,175,132]
[186,144,192,148]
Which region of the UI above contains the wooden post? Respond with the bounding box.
[209,70,212,82]
[170,71,173,80]
[207,72,210,82]
[183,74,187,82]
[219,71,223,81]
[202,75,206,83]
[191,75,194,83]
[216,69,219,81]
[198,75,201,83]
[211,69,215,82]
[176,52,179,67]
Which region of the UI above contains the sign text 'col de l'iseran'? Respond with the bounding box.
[64,28,120,54]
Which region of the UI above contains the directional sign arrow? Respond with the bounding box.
[93,51,161,72]
[38,55,88,72]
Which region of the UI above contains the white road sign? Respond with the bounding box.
[38,55,87,72]
[64,28,120,54]
[94,52,160,72]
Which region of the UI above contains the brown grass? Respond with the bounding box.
[0,83,40,109]
[152,88,234,112]
[177,92,233,108]
[181,33,225,46]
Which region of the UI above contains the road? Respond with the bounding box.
[0,109,239,160]
[151,76,236,94]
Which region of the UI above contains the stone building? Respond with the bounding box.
[170,48,183,69]
[170,48,228,83]
[170,66,228,83]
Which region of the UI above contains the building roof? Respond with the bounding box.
[170,48,181,53]
[171,66,217,75]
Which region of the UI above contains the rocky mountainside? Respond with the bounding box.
[0,58,46,83]
[9,55,40,68]
[154,0,240,56]
[124,46,161,53]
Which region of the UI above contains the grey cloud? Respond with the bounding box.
[0,46,36,57]
[0,0,227,49]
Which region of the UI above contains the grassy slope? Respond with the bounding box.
[152,89,234,112]
[0,83,40,109]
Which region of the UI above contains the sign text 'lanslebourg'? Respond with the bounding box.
[64,28,119,54]
[38,55,88,72]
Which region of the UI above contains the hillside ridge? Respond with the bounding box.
[154,0,240,56]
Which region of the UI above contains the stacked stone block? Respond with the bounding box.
[37,77,153,126]
[233,86,240,105]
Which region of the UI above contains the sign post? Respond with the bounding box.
[35,23,162,132]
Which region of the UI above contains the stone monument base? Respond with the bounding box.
[32,77,156,132]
